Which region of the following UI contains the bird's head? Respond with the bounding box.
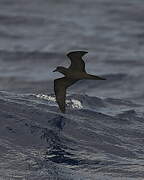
[67,51,88,59]
[53,66,68,74]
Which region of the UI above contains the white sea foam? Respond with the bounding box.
[35,94,83,109]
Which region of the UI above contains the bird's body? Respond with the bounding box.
[63,70,104,80]
[53,51,106,113]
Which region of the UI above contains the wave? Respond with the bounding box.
[0,91,144,179]
[0,50,64,61]
[0,14,45,26]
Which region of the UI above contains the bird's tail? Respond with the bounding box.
[86,74,106,80]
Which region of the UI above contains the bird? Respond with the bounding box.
[53,51,106,113]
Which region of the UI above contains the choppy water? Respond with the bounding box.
[0,0,144,179]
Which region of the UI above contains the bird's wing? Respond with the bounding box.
[67,52,86,72]
[54,77,77,113]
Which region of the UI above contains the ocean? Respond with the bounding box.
[0,0,144,179]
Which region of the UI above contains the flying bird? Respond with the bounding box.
[53,51,106,113]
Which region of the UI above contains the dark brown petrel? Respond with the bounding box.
[53,51,106,113]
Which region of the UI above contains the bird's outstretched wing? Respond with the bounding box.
[54,77,77,113]
[67,51,88,72]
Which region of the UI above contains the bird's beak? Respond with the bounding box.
[53,69,57,72]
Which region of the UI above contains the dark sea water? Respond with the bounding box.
[0,0,144,179]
